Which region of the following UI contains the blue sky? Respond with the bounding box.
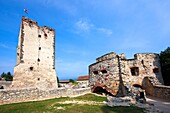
[0,0,170,80]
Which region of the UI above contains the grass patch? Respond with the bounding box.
[73,93,107,102]
[0,93,145,113]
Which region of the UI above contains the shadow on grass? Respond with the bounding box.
[101,105,145,113]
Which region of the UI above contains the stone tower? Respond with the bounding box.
[11,16,58,89]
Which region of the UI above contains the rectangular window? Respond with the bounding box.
[93,71,98,75]
[101,69,107,74]
[130,67,139,76]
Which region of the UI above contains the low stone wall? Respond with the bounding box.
[142,77,170,101]
[0,87,91,105]
[0,81,12,89]
[153,85,170,101]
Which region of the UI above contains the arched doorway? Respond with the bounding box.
[133,84,143,89]
[93,86,112,96]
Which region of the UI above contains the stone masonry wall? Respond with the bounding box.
[0,87,91,105]
[89,52,164,96]
[12,17,58,89]
[142,77,170,101]
[0,81,12,89]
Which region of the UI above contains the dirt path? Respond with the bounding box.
[55,100,103,105]
[146,96,170,113]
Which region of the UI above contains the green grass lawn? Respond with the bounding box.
[0,93,145,113]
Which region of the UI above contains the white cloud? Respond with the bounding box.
[75,19,94,32]
[97,28,112,36]
[75,18,112,36]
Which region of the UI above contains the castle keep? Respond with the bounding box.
[89,52,164,96]
[11,17,58,89]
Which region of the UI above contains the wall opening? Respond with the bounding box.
[153,68,159,73]
[21,60,24,63]
[37,58,40,62]
[140,92,145,98]
[44,33,47,37]
[0,86,4,89]
[93,71,98,75]
[39,47,41,50]
[93,86,112,96]
[29,67,33,71]
[38,35,41,38]
[38,78,40,81]
[133,84,142,89]
[130,67,139,76]
[101,69,107,74]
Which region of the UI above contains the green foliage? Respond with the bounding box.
[69,79,75,83]
[69,79,78,85]
[0,94,144,113]
[0,72,13,81]
[160,47,170,85]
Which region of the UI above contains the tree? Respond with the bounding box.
[1,72,5,78]
[69,79,75,83]
[160,47,170,85]
[0,72,13,81]
[69,79,78,85]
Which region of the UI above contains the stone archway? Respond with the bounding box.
[93,86,112,96]
[133,84,143,89]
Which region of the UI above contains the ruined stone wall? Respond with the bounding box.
[89,52,120,95]
[12,17,58,89]
[0,87,91,105]
[121,53,163,88]
[142,77,170,101]
[89,52,164,96]
[0,81,12,89]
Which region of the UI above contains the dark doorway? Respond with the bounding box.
[93,86,112,96]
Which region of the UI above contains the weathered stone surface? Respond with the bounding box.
[0,81,12,89]
[142,77,170,101]
[11,17,58,89]
[105,96,135,106]
[0,87,91,105]
[89,52,164,96]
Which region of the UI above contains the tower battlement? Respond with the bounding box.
[22,16,55,32]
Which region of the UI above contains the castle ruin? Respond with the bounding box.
[89,52,164,96]
[0,17,170,105]
[11,17,58,89]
